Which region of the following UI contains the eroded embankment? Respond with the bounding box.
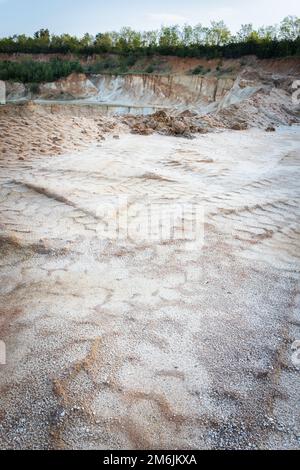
[4,56,300,114]
[2,56,300,151]
[5,72,235,108]
[2,56,299,144]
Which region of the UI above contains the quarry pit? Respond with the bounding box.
[0,57,300,450]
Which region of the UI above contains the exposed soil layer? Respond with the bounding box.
[1,53,300,75]
[4,56,300,112]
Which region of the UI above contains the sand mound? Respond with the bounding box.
[202,68,300,130]
[204,87,299,130]
[0,101,122,160]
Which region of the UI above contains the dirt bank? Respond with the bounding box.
[3,55,299,139]
[1,53,300,75]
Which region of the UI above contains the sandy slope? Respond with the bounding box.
[0,127,299,449]
[0,102,123,160]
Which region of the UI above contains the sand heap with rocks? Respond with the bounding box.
[124,110,209,137]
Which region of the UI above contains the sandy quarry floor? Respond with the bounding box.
[0,127,299,449]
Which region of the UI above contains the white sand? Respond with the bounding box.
[0,127,299,449]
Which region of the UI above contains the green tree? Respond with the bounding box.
[280,16,300,40]
[192,24,210,45]
[141,30,158,48]
[207,21,231,46]
[80,33,94,48]
[237,24,254,42]
[94,33,113,51]
[182,24,193,46]
[159,26,181,49]
[0,17,299,59]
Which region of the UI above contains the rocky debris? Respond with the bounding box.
[126,110,208,138]
[231,121,249,131]
[131,124,154,136]
[172,120,189,135]
[265,125,276,132]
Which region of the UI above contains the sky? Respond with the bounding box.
[0,0,299,37]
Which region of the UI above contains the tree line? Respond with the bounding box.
[0,16,299,58]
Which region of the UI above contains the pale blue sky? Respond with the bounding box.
[0,0,299,36]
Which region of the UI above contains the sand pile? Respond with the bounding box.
[203,70,300,130]
[0,101,122,160]
[0,104,210,161]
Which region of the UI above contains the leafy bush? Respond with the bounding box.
[124,54,138,67]
[192,65,204,75]
[145,65,154,73]
[84,55,138,74]
[0,59,83,83]
[192,65,211,75]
